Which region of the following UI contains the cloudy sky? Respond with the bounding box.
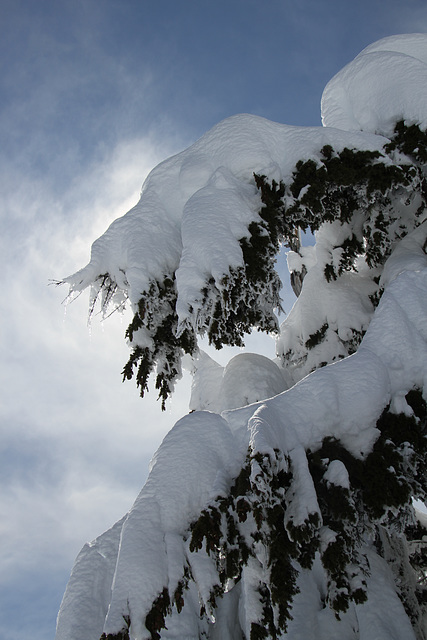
[1,1,427,638]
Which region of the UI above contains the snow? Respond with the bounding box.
[355,550,417,640]
[277,232,379,384]
[187,350,290,413]
[323,460,350,490]
[322,33,427,136]
[57,33,427,640]
[55,518,125,640]
[285,551,416,640]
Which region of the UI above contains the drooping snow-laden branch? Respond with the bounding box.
[64,120,427,408]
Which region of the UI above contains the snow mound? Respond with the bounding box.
[322,33,427,136]
[188,351,291,413]
[220,353,290,411]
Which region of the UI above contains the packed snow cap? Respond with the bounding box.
[58,35,427,640]
[321,33,427,135]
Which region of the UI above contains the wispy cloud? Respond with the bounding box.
[0,12,196,628]
[0,131,192,596]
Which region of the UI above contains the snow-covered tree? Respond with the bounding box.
[57,34,427,640]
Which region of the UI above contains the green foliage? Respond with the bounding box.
[307,444,368,615]
[99,614,130,640]
[145,588,172,640]
[309,390,427,522]
[186,443,364,631]
[250,621,270,640]
[305,323,328,350]
[99,632,129,640]
[182,449,310,636]
[189,505,222,554]
[365,393,427,518]
[190,175,286,351]
[200,265,281,351]
[406,520,427,609]
[122,276,197,409]
[173,579,186,614]
[305,390,427,617]
[255,141,421,279]
[385,120,427,164]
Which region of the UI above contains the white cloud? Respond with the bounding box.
[0,132,193,592]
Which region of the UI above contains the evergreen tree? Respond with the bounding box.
[57,34,427,640]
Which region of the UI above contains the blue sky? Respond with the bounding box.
[1,1,427,639]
